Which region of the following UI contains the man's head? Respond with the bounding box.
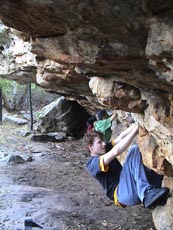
[96,110,108,120]
[87,115,97,126]
[84,130,106,156]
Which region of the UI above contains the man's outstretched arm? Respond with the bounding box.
[110,110,118,122]
[102,123,139,166]
[115,123,137,144]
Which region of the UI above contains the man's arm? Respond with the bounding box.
[114,123,137,144]
[102,123,139,166]
[110,110,118,122]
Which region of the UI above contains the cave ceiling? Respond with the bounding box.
[0,1,172,112]
[1,0,173,174]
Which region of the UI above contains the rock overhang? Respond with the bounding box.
[0,0,173,179]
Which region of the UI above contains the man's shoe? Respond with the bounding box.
[144,187,170,209]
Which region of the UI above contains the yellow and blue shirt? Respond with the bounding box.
[86,146,122,203]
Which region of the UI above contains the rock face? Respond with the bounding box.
[0,1,173,228]
[0,0,173,178]
[36,96,89,138]
[152,197,173,230]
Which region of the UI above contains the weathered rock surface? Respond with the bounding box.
[2,114,28,125]
[0,0,172,175]
[35,96,89,138]
[152,196,173,230]
[0,1,173,228]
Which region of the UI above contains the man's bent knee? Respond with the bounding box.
[128,144,139,154]
[126,144,142,160]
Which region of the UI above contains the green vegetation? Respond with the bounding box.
[0,78,11,89]
[0,78,58,113]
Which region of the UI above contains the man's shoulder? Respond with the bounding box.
[86,156,99,168]
[95,117,111,124]
[86,156,98,164]
[94,118,111,130]
[86,156,100,175]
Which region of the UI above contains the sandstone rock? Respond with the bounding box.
[0,2,173,228]
[35,96,89,138]
[152,196,173,230]
[2,114,28,125]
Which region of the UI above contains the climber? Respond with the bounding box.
[84,123,169,209]
[94,109,117,142]
[86,115,97,133]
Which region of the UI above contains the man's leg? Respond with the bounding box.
[115,124,136,143]
[117,144,150,206]
[117,144,169,208]
[144,167,163,188]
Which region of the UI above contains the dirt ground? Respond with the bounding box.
[0,123,156,230]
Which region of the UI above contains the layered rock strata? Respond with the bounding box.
[0,1,173,228]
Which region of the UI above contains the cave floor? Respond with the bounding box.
[0,123,155,230]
